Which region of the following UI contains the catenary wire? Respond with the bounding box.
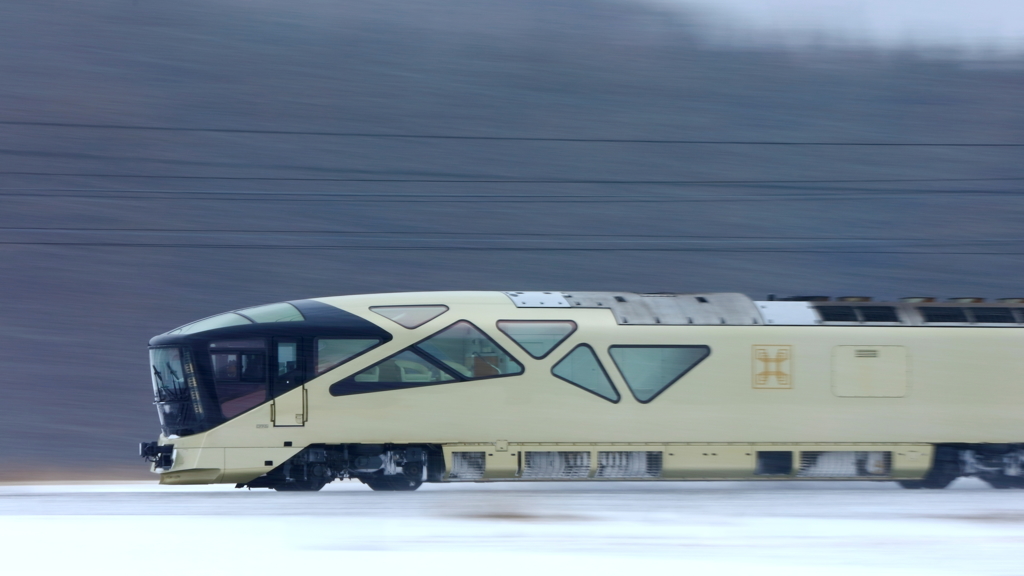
[0,190,1022,202]
[0,241,1023,254]
[2,120,1023,146]
[2,174,1024,186]
[0,227,1021,245]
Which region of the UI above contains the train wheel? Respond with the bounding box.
[364,475,423,491]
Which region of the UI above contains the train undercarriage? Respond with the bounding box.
[897,444,1024,490]
[234,444,447,491]
[182,443,1024,491]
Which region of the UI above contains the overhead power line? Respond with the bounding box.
[2,173,1024,185]
[1,227,1022,245]
[2,120,1023,147]
[1,241,1023,254]
[1,189,1023,202]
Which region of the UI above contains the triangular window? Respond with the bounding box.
[551,345,619,403]
[330,321,523,397]
[351,349,457,384]
[497,320,576,359]
[371,305,448,329]
[608,346,709,403]
[416,321,523,379]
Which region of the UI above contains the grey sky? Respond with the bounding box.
[650,0,1024,54]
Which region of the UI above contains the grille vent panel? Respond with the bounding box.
[595,451,662,478]
[449,452,486,480]
[522,451,590,479]
[797,451,891,478]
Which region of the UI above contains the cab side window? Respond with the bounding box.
[272,339,304,397]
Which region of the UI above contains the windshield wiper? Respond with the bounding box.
[166,361,180,380]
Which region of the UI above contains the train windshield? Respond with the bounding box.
[150,347,206,437]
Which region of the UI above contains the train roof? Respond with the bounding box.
[314,291,1024,328]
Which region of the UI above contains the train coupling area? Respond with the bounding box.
[139,441,174,470]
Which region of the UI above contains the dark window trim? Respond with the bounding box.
[966,307,1018,324]
[495,319,578,359]
[313,337,384,376]
[919,307,969,323]
[329,319,525,397]
[550,344,620,404]
[209,339,268,350]
[607,344,711,404]
[815,306,858,322]
[858,306,900,323]
[814,305,901,324]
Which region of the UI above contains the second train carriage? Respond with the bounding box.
[140,291,1024,491]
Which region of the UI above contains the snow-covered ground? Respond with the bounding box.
[2,479,1023,575]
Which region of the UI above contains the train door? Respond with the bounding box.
[271,338,306,426]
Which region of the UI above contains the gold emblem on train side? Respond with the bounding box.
[753,345,792,389]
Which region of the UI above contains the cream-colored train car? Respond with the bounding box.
[140,291,1024,491]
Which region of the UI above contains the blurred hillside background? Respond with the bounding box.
[1,0,1022,479]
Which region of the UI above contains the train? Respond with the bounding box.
[140,291,1024,490]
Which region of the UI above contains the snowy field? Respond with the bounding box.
[2,479,1023,575]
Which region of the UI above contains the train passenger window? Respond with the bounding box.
[240,353,266,381]
[551,345,619,403]
[970,308,1017,323]
[212,353,239,380]
[212,350,268,419]
[859,306,899,323]
[371,305,449,328]
[351,350,457,384]
[920,307,968,323]
[417,321,523,379]
[316,338,381,375]
[329,321,523,396]
[608,345,710,403]
[213,352,266,381]
[496,320,577,359]
[236,302,305,323]
[816,306,857,322]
